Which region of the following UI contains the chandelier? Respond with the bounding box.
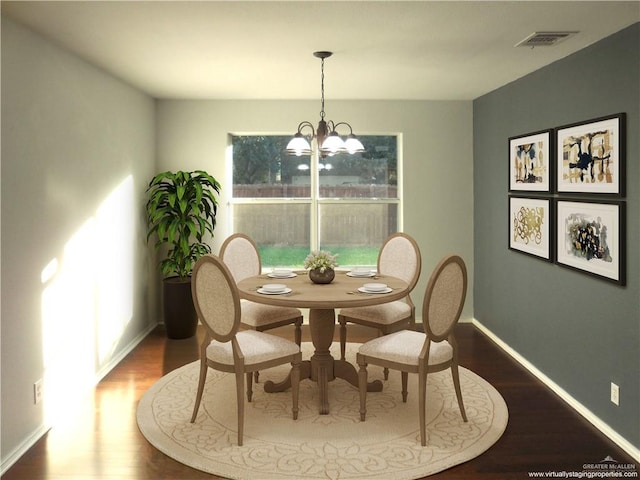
[286,51,365,157]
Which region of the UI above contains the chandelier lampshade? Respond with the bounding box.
[285,129,312,156]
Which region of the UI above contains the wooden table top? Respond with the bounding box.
[237,270,409,309]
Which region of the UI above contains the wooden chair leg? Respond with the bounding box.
[246,372,253,402]
[377,330,390,380]
[401,371,408,402]
[419,371,427,446]
[190,360,208,423]
[254,371,260,383]
[339,319,347,361]
[235,370,245,446]
[291,359,300,420]
[451,364,467,422]
[357,357,368,421]
[294,318,302,347]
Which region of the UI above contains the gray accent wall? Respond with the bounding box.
[473,23,639,450]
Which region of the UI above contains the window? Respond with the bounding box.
[230,135,400,268]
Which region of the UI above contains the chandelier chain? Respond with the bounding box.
[320,57,325,120]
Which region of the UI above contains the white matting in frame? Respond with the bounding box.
[556,113,625,195]
[556,200,624,285]
[509,196,552,260]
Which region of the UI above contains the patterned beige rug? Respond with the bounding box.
[137,343,508,480]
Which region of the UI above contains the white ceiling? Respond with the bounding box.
[2,1,639,100]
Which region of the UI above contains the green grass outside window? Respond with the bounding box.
[258,246,378,269]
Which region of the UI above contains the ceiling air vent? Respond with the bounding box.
[515,31,578,48]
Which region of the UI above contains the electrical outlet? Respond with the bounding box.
[33,379,43,405]
[610,382,619,406]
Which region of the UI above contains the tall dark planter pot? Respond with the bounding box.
[163,276,198,339]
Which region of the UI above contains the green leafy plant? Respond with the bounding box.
[146,170,221,280]
[303,250,339,272]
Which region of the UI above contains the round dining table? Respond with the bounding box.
[237,270,409,414]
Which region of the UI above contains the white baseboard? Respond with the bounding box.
[472,318,640,462]
[0,321,159,476]
[94,322,158,384]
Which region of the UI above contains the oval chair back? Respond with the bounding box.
[422,254,467,342]
[219,233,261,283]
[191,254,241,343]
[378,232,422,295]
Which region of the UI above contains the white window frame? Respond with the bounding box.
[228,133,403,259]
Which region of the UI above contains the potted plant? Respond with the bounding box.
[304,250,339,284]
[146,170,221,338]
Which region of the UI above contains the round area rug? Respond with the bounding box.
[137,343,508,480]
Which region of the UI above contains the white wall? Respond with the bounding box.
[1,17,157,470]
[156,99,474,320]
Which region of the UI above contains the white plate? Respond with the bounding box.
[268,272,297,278]
[262,283,287,292]
[257,287,292,295]
[363,282,387,292]
[347,271,375,278]
[358,286,393,294]
[272,268,294,275]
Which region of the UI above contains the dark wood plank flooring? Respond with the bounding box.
[3,323,636,479]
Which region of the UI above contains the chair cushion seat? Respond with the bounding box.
[206,330,300,366]
[339,301,411,325]
[358,330,453,366]
[240,299,301,328]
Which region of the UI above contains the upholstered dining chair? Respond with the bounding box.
[190,254,301,446]
[356,254,468,446]
[338,232,422,378]
[220,233,303,382]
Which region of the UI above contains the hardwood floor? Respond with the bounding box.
[3,323,636,480]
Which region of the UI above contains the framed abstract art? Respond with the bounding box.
[509,196,553,261]
[556,113,625,195]
[509,129,553,192]
[555,199,625,285]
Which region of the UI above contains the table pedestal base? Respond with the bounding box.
[263,308,383,414]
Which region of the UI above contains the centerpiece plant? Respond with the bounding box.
[304,250,338,284]
[146,170,221,338]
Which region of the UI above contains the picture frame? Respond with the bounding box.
[508,195,553,261]
[555,199,625,285]
[556,113,625,195]
[509,129,553,192]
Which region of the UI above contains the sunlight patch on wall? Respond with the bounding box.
[40,175,135,426]
[41,218,97,425]
[95,175,134,363]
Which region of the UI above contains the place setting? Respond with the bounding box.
[267,268,297,279]
[356,282,393,294]
[256,283,292,295]
[346,266,376,278]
